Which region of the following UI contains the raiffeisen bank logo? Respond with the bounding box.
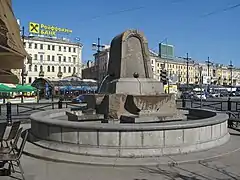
[29,22,72,36]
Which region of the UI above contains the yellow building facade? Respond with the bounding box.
[150,51,240,85]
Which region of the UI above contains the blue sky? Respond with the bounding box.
[13,0,240,66]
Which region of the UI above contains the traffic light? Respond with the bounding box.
[160,69,167,85]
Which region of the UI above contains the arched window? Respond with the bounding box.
[73,67,76,73]
[29,64,32,72]
[63,66,66,73]
[52,66,55,72]
[34,65,37,72]
[68,67,71,73]
[47,66,50,72]
[59,66,61,72]
[40,65,43,71]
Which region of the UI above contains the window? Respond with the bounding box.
[63,56,66,62]
[40,44,43,49]
[58,56,61,62]
[47,55,50,61]
[28,43,32,48]
[52,66,55,72]
[52,56,55,61]
[73,57,76,64]
[28,64,32,72]
[59,66,61,72]
[63,66,66,73]
[64,46,66,52]
[59,46,61,51]
[68,67,71,73]
[40,55,43,61]
[34,54,37,60]
[34,43,37,49]
[40,65,43,71]
[28,77,32,84]
[48,45,51,50]
[68,57,71,62]
[73,48,76,53]
[52,45,55,51]
[68,47,71,52]
[47,66,50,72]
[73,67,76,73]
[34,65,37,72]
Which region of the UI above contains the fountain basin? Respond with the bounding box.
[29,108,229,157]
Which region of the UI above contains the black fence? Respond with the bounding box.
[0,101,86,121]
[177,99,240,111]
[177,98,240,121]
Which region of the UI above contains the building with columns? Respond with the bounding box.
[22,36,83,84]
[82,45,240,86]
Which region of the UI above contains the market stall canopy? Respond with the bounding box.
[0,0,31,69]
[14,84,37,92]
[0,69,19,84]
[0,83,12,92]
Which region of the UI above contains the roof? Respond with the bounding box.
[24,36,83,47]
[0,0,30,69]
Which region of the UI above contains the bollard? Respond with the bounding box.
[6,102,12,125]
[182,98,186,108]
[227,97,231,111]
[58,99,63,109]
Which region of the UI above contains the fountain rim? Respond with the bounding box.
[30,108,228,131]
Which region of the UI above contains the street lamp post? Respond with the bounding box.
[21,26,27,103]
[186,53,189,90]
[92,38,105,88]
[228,60,233,92]
[199,66,203,108]
[205,57,213,92]
[167,70,171,94]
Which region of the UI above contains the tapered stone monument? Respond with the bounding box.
[83,29,184,122]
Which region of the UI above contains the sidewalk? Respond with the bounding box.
[1,127,240,180]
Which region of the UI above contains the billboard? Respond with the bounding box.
[28,22,72,37]
[159,43,174,59]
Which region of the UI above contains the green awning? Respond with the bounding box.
[14,84,36,92]
[0,83,12,92]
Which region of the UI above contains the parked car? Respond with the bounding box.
[194,92,207,100]
[180,92,194,99]
[72,95,85,103]
[209,92,220,98]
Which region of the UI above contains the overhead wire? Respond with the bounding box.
[202,3,240,17]
[82,0,188,23]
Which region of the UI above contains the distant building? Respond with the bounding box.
[23,36,83,84]
[82,44,240,86]
[82,46,110,82]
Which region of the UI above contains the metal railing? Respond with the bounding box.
[177,98,240,128]
[0,101,87,121]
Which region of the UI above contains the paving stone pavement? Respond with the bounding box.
[1,126,240,180]
[1,151,240,180]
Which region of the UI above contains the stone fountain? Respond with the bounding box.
[28,30,229,164]
[69,29,185,123]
